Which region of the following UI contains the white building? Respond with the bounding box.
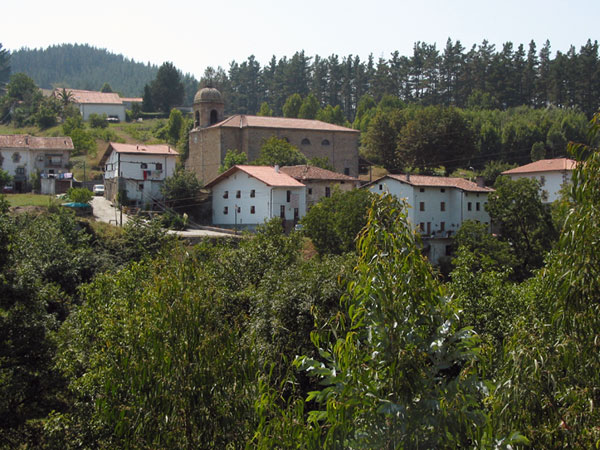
[0,135,73,192]
[100,142,178,207]
[58,89,126,122]
[365,174,494,264]
[205,165,306,231]
[501,158,576,203]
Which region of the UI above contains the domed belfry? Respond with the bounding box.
[186,86,359,185]
[193,87,224,128]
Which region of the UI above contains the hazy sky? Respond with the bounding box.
[3,0,598,79]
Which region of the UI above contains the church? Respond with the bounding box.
[186,87,360,184]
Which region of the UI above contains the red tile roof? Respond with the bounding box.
[373,174,494,193]
[0,134,74,150]
[120,97,143,103]
[280,165,359,182]
[208,115,358,133]
[502,158,576,174]
[99,142,178,166]
[205,165,305,188]
[57,89,123,105]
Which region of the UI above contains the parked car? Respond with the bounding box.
[2,184,14,194]
[93,184,105,196]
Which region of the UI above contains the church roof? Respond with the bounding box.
[205,165,305,188]
[280,165,359,182]
[194,87,223,104]
[502,158,576,174]
[367,174,494,193]
[208,115,359,133]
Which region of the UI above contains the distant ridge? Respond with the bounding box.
[10,43,198,104]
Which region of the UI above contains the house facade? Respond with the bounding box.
[501,158,575,203]
[187,88,360,184]
[280,165,361,208]
[205,165,306,231]
[100,143,178,207]
[366,174,494,264]
[58,89,126,122]
[0,135,73,192]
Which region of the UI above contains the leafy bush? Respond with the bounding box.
[65,187,93,204]
[88,113,108,129]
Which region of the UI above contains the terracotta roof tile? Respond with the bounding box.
[502,158,576,174]
[280,165,359,182]
[56,89,123,105]
[0,134,74,150]
[208,115,358,133]
[99,142,178,166]
[371,174,494,193]
[205,165,305,188]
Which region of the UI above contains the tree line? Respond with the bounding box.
[203,39,600,119]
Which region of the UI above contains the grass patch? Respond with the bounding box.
[5,193,57,207]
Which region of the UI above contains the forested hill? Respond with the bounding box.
[10,44,199,103]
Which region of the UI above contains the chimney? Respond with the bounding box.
[475,176,485,188]
[274,164,280,173]
[406,172,410,181]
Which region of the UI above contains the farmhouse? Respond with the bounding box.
[365,174,494,264]
[0,134,73,192]
[56,89,126,122]
[501,158,575,203]
[186,87,360,184]
[205,165,306,231]
[100,142,178,207]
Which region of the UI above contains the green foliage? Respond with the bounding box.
[150,62,184,113]
[160,169,202,213]
[491,113,600,448]
[307,156,334,171]
[65,187,93,204]
[258,195,489,448]
[254,136,308,166]
[219,149,248,173]
[315,104,348,126]
[362,108,406,171]
[0,43,9,91]
[530,141,546,161]
[0,169,12,188]
[87,112,108,128]
[257,101,273,116]
[1,73,42,126]
[487,176,558,279]
[165,108,183,146]
[282,93,302,118]
[480,160,516,186]
[34,96,60,129]
[301,188,373,255]
[298,94,320,119]
[99,82,112,93]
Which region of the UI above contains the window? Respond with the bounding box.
[420,188,425,192]
[250,189,255,198]
[155,163,163,170]
[321,139,330,146]
[16,167,25,175]
[440,221,445,231]
[301,138,311,145]
[237,206,241,213]
[440,188,445,192]
[419,201,425,211]
[194,111,200,127]
[379,184,383,191]
[138,184,144,190]
[476,202,480,211]
[325,187,331,198]
[250,206,255,214]
[344,168,350,176]
[467,202,472,211]
[236,190,241,199]
[308,188,312,195]
[280,205,285,218]
[223,206,228,215]
[12,152,21,163]
[141,163,148,169]
[286,190,291,202]
[440,201,445,211]
[540,175,546,186]
[210,109,218,125]
[419,222,425,232]
[223,190,229,199]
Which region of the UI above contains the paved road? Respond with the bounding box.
[90,196,235,238]
[90,196,128,225]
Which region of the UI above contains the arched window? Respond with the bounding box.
[194,111,200,127]
[301,138,311,145]
[321,139,330,146]
[210,109,219,125]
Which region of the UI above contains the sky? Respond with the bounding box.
[3,0,599,80]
